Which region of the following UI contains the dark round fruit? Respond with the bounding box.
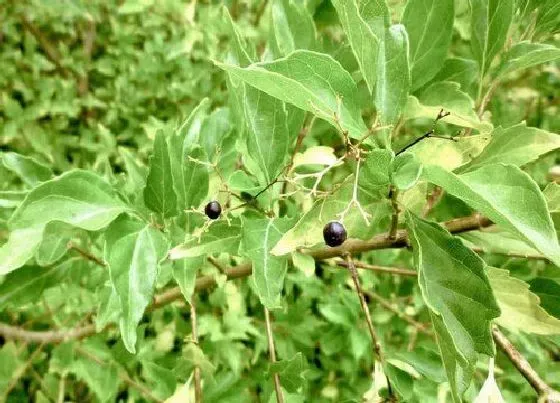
[323,221,347,247]
[204,201,222,220]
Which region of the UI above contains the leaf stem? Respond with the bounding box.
[264,307,284,403]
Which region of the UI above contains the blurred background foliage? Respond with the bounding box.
[0,0,559,402]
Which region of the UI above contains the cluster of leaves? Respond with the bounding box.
[1,0,560,402]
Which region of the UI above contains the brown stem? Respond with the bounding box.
[264,307,284,403]
[388,186,400,240]
[336,260,417,277]
[190,302,203,403]
[344,254,394,399]
[0,214,492,344]
[492,327,560,402]
[68,242,107,267]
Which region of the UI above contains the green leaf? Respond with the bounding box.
[375,24,410,147]
[488,268,560,334]
[460,229,542,258]
[402,0,454,90]
[144,130,178,218]
[394,347,446,383]
[1,152,53,188]
[391,152,422,191]
[269,0,316,57]
[105,216,168,353]
[406,212,500,402]
[384,362,414,400]
[169,220,242,260]
[177,98,211,148]
[498,41,560,77]
[359,149,393,189]
[404,81,493,133]
[470,0,515,75]
[430,313,472,402]
[269,352,306,393]
[410,134,490,171]
[534,0,560,36]
[199,107,232,160]
[172,256,203,303]
[241,217,292,308]
[243,87,291,186]
[459,123,560,171]
[0,171,127,275]
[168,141,209,210]
[0,190,27,209]
[331,0,382,93]
[71,354,119,402]
[216,50,369,141]
[119,147,147,196]
[0,264,67,309]
[529,278,560,320]
[35,221,74,266]
[222,6,254,67]
[142,361,176,399]
[96,286,121,332]
[423,164,560,266]
[432,58,479,90]
[272,179,391,255]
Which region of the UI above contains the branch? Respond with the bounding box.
[264,307,284,403]
[492,327,560,402]
[0,214,492,344]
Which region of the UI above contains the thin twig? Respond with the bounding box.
[344,255,384,361]
[0,214,493,344]
[344,254,394,399]
[336,260,417,277]
[207,256,227,273]
[264,307,284,403]
[395,109,451,156]
[492,327,560,402]
[388,186,399,240]
[68,242,106,267]
[190,302,203,403]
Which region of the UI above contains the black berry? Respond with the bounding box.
[205,201,222,220]
[323,221,347,247]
